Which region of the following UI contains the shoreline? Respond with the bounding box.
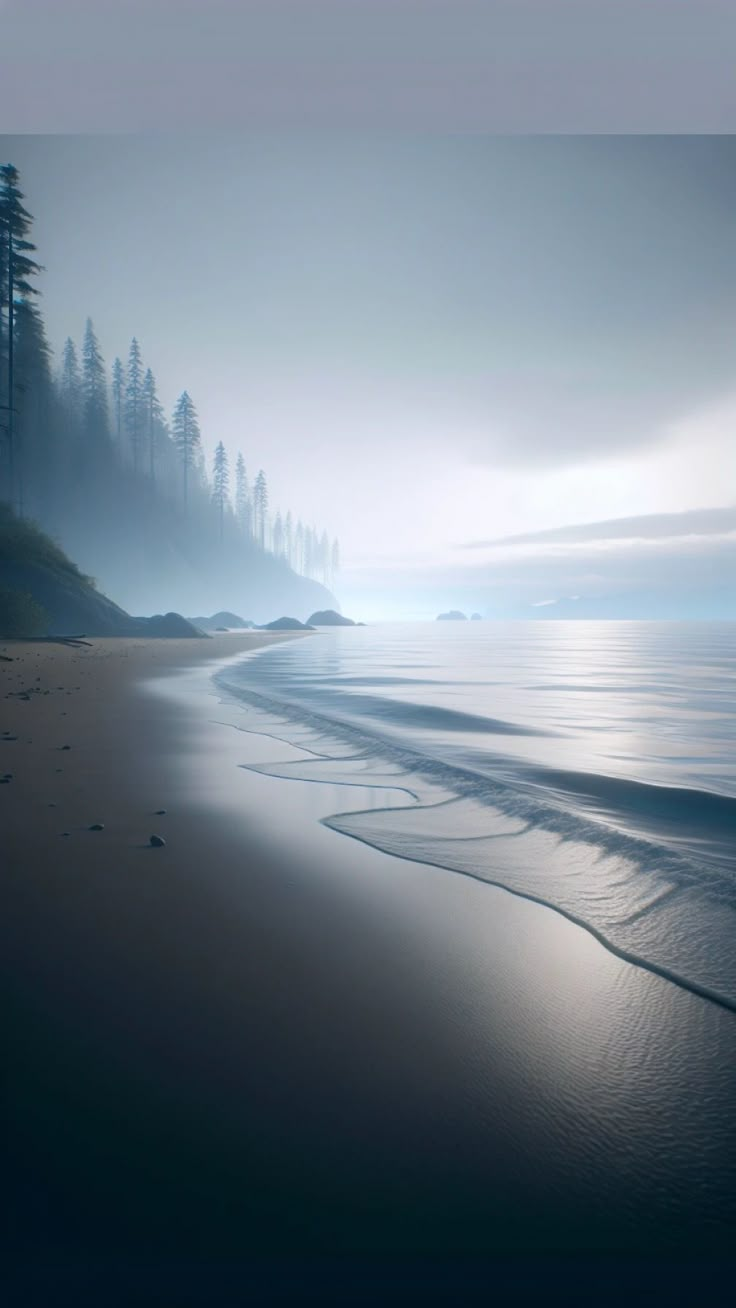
[4,634,736,1301]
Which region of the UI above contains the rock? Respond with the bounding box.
[60,831,70,837]
[149,834,166,847]
[154,809,167,815]
[260,616,315,631]
[0,777,10,784]
[142,612,207,638]
[436,610,467,621]
[88,823,104,831]
[307,609,356,627]
[61,744,71,750]
[210,611,254,630]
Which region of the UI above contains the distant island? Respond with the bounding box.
[188,611,256,631]
[259,616,315,631]
[436,610,467,621]
[307,609,357,626]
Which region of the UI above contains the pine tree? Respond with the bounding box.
[295,520,304,574]
[284,510,293,567]
[235,452,250,536]
[211,440,229,539]
[171,390,201,507]
[253,469,268,549]
[273,510,284,557]
[111,357,124,445]
[59,337,82,419]
[124,337,144,473]
[142,367,164,484]
[81,317,108,439]
[0,163,42,509]
[319,529,330,584]
[14,300,53,516]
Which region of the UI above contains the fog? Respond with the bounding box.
[2,133,735,619]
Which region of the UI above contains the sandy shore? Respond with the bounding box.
[2,632,299,870]
[3,635,736,1305]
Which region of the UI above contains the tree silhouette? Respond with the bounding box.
[272,510,284,557]
[111,357,124,446]
[172,390,200,508]
[211,440,230,539]
[0,163,42,510]
[124,337,144,474]
[142,367,164,485]
[60,338,81,420]
[235,452,250,536]
[81,318,108,442]
[253,469,268,549]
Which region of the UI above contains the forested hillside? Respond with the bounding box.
[0,164,337,621]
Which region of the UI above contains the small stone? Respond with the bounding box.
[61,745,71,750]
[149,834,166,847]
[60,832,70,837]
[154,809,167,816]
[48,802,57,807]
[88,823,104,831]
[0,777,10,784]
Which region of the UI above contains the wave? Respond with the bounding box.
[214,658,736,1013]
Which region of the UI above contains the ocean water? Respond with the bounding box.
[216,621,736,1012]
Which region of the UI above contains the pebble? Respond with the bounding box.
[149,834,166,847]
[88,823,104,831]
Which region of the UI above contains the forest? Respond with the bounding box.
[0,163,338,620]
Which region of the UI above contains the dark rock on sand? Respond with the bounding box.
[149,834,166,847]
[88,823,104,831]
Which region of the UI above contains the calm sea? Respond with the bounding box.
[217,620,736,1010]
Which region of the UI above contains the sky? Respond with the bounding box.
[2,2,736,132]
[2,131,736,616]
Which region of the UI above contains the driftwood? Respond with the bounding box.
[0,636,93,648]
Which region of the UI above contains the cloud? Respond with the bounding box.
[344,505,736,618]
[464,505,736,550]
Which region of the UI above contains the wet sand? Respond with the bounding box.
[3,636,736,1305]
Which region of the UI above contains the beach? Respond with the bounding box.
[3,634,736,1305]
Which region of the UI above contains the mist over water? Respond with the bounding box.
[217,620,736,1010]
